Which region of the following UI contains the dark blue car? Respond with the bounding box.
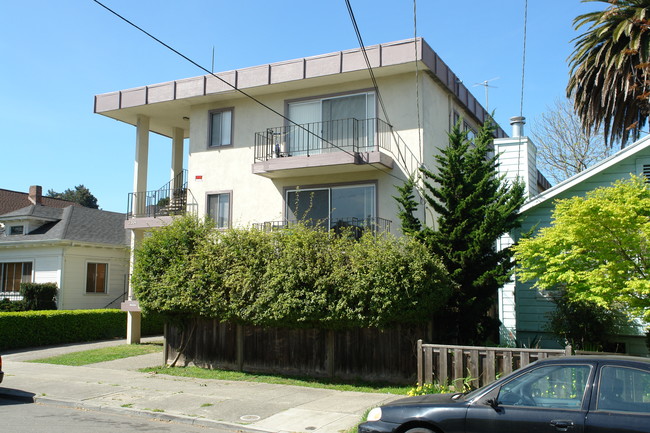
[359,355,650,433]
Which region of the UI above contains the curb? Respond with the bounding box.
[5,392,274,433]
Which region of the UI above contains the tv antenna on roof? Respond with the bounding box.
[473,77,499,112]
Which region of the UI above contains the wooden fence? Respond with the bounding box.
[417,340,572,388]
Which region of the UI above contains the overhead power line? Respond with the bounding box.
[93,0,407,182]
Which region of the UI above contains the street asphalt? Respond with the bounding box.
[0,337,400,433]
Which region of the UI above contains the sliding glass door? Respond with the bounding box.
[287,92,376,156]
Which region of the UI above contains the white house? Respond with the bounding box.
[0,186,130,309]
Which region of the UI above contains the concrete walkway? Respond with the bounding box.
[0,338,399,432]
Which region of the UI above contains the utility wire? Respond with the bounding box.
[93,0,408,182]
[344,0,422,176]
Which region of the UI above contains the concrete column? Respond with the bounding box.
[171,127,184,189]
[127,228,144,344]
[133,115,150,216]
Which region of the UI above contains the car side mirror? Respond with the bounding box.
[485,398,500,410]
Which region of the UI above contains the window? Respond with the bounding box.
[209,108,233,147]
[287,91,376,155]
[208,193,231,229]
[1,262,32,292]
[498,364,591,409]
[9,225,24,235]
[286,184,376,230]
[86,263,107,293]
[598,366,650,413]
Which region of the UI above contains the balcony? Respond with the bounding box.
[252,216,392,238]
[125,171,198,229]
[252,118,394,178]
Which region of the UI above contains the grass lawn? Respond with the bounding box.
[29,343,163,366]
[140,365,411,395]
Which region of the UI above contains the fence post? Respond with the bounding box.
[236,324,244,371]
[417,339,423,386]
[327,330,335,378]
[565,345,573,356]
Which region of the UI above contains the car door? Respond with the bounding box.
[466,363,593,433]
[585,363,650,433]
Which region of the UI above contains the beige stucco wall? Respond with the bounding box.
[186,71,464,233]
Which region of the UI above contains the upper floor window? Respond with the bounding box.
[208,192,231,229]
[1,262,32,292]
[287,91,376,156]
[9,225,24,235]
[86,262,107,293]
[209,108,233,147]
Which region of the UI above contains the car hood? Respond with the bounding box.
[385,393,464,407]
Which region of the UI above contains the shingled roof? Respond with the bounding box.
[0,186,81,215]
[0,205,129,247]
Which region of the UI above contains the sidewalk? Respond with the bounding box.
[0,338,399,432]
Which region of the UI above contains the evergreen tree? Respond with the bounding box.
[396,119,525,344]
[47,184,99,209]
[394,176,422,237]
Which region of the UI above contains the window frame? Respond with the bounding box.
[496,363,592,410]
[0,261,33,292]
[284,181,377,227]
[9,225,24,235]
[596,365,650,413]
[208,107,234,148]
[85,262,108,294]
[206,191,232,229]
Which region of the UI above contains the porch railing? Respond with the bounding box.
[252,216,391,236]
[127,170,198,219]
[254,118,393,162]
[417,340,573,389]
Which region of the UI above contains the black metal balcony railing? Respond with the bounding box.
[127,170,198,219]
[252,216,392,238]
[254,118,393,162]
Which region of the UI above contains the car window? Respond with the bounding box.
[498,364,591,409]
[597,366,650,413]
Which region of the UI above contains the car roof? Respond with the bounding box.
[536,355,650,365]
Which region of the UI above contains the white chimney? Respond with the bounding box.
[510,116,526,138]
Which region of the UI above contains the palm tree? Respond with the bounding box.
[567,0,650,148]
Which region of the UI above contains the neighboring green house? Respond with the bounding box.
[514,135,650,355]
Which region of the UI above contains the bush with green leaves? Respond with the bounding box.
[0,309,164,351]
[131,215,452,330]
[0,298,25,312]
[20,282,58,310]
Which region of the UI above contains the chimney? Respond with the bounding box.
[28,185,43,205]
[510,116,526,138]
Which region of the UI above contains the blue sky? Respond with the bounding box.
[1,1,599,212]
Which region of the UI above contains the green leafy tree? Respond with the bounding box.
[514,175,650,324]
[547,289,626,351]
[47,184,99,209]
[396,120,526,344]
[567,0,650,147]
[394,176,422,237]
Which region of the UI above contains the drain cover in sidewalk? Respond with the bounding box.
[240,415,261,422]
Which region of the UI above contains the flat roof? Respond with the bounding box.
[95,38,505,139]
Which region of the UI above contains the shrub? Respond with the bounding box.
[0,309,164,351]
[132,216,453,330]
[0,297,25,312]
[20,282,58,310]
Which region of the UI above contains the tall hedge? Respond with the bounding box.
[0,309,164,351]
[132,216,453,329]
